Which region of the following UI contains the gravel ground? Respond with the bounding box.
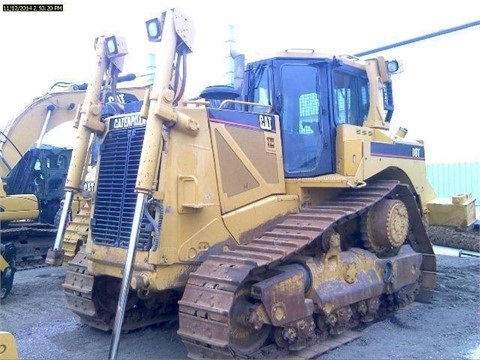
[1,251,479,360]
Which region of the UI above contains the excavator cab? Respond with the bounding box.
[3,145,72,224]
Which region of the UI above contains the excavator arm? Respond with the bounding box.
[0,84,147,178]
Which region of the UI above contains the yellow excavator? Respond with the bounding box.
[0,87,77,298]
[52,8,476,359]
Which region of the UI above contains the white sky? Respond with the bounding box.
[0,0,479,162]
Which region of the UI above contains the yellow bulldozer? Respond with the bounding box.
[52,8,476,359]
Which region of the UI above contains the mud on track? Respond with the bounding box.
[1,254,479,360]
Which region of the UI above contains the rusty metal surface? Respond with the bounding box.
[62,246,96,317]
[253,265,312,327]
[293,330,362,359]
[60,180,436,356]
[63,271,94,297]
[45,248,64,266]
[61,245,181,332]
[177,180,436,359]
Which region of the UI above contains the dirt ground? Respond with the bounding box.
[1,250,479,360]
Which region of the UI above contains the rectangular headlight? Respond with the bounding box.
[105,36,128,58]
[146,18,163,42]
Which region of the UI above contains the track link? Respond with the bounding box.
[177,180,436,358]
[63,246,179,331]
[62,206,91,264]
[2,223,57,270]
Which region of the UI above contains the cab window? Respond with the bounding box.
[249,65,273,113]
[333,70,369,126]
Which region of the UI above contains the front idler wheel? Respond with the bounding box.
[229,282,272,356]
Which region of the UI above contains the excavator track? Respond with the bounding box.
[2,223,57,269]
[177,180,436,359]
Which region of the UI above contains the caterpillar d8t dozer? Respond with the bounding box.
[59,8,449,359]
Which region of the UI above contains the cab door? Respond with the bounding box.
[278,62,334,178]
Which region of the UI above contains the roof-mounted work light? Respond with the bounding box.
[93,35,128,71]
[146,17,164,42]
[386,60,403,74]
[104,36,128,58]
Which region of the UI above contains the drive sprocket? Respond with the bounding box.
[362,198,409,257]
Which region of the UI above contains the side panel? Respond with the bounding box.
[209,109,285,213]
[336,125,372,176]
[363,139,437,209]
[336,124,436,209]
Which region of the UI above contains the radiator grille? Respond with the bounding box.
[91,126,152,250]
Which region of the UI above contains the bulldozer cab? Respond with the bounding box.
[243,56,372,178]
